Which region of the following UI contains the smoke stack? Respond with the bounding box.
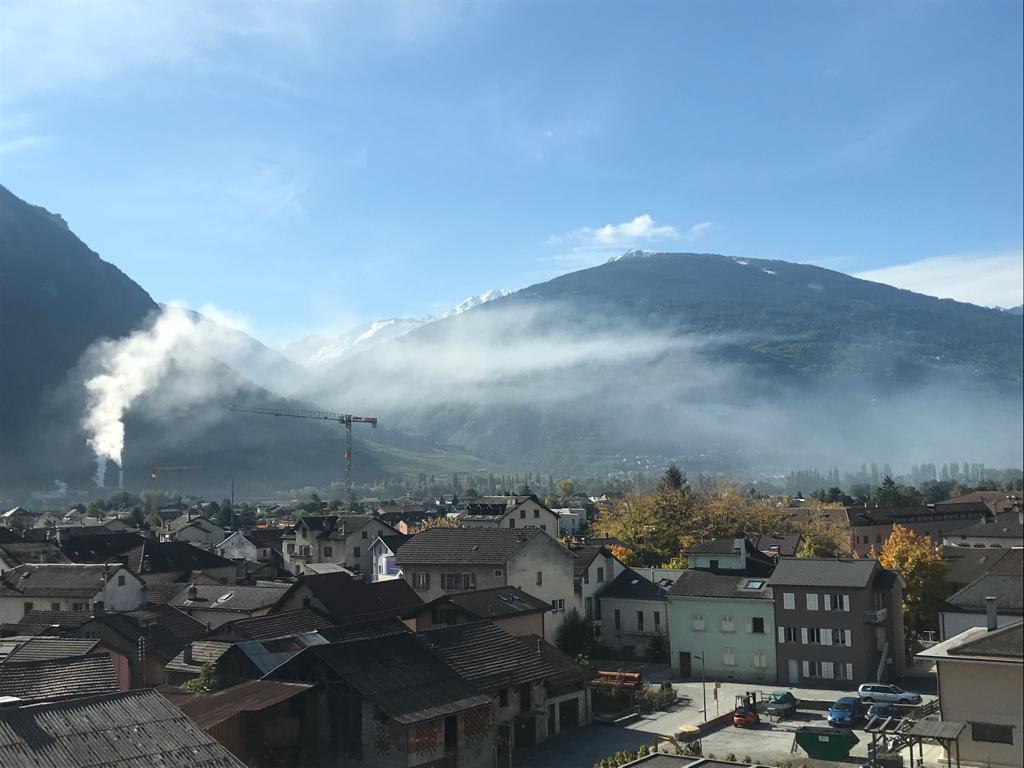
[118,465,124,490]
[985,596,998,632]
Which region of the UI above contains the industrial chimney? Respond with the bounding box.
[985,596,998,632]
[118,464,124,490]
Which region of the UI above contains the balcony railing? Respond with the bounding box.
[866,607,888,623]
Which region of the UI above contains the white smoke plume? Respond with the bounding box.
[81,303,246,486]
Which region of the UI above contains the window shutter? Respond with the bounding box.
[845,630,852,646]
[822,628,832,646]
[846,663,854,679]
[746,618,752,633]
[802,661,810,676]
[824,594,833,611]
[843,595,850,611]
[807,593,819,610]
[823,662,834,679]
[801,628,808,644]
[778,627,785,643]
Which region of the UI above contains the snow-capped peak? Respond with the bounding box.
[608,249,655,263]
[441,289,512,317]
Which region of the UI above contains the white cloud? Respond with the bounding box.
[550,214,682,248]
[854,250,1024,309]
[685,221,714,241]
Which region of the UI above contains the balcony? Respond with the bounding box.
[865,607,888,623]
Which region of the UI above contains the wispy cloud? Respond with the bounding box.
[544,214,714,271]
[0,112,49,156]
[854,250,1024,309]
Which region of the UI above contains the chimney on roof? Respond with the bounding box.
[536,637,543,655]
[187,583,198,601]
[183,642,193,665]
[92,600,105,618]
[985,596,998,632]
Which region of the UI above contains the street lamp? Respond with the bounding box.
[692,652,708,722]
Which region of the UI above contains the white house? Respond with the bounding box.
[217,531,258,562]
[369,533,411,582]
[598,568,670,656]
[570,543,624,623]
[396,527,576,643]
[282,514,398,575]
[168,517,227,549]
[0,563,145,624]
[459,496,561,539]
[554,508,587,538]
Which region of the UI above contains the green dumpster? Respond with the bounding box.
[793,726,860,760]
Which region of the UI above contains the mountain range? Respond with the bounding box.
[1,184,1021,498]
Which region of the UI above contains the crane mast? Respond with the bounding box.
[229,405,378,504]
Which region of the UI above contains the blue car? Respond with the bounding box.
[827,697,864,727]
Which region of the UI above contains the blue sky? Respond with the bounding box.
[1,0,1022,343]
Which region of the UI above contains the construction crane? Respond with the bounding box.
[229,405,378,503]
[149,465,201,526]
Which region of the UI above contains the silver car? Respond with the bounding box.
[857,683,921,705]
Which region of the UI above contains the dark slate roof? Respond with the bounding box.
[245,527,286,550]
[88,605,207,661]
[936,491,1018,513]
[171,583,288,613]
[125,541,237,575]
[280,571,423,623]
[601,568,666,600]
[271,633,491,725]
[0,563,135,598]
[429,586,551,619]
[944,573,1023,614]
[213,608,335,640]
[0,541,71,566]
[177,680,313,729]
[522,634,592,686]
[396,527,545,565]
[750,533,803,558]
[318,616,412,643]
[942,547,1019,588]
[378,533,412,552]
[947,511,1023,540]
[0,653,119,703]
[231,632,329,675]
[6,609,93,635]
[4,637,100,664]
[0,688,246,767]
[59,531,145,562]
[668,569,773,600]
[769,557,879,588]
[949,621,1023,659]
[686,538,742,555]
[418,620,559,692]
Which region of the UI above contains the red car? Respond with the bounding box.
[733,706,760,728]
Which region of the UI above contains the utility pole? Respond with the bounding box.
[229,405,378,505]
[694,652,708,722]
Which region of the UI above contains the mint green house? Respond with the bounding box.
[666,538,778,683]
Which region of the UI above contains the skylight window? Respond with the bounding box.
[744,580,765,590]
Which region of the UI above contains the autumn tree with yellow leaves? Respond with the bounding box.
[872,524,946,635]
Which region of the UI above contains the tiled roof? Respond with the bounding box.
[144,581,190,605]
[396,527,544,565]
[318,616,411,643]
[430,586,551,619]
[89,605,207,661]
[177,680,313,729]
[769,557,879,588]
[164,641,233,675]
[232,632,328,675]
[947,511,1023,540]
[944,573,1023,614]
[0,541,70,566]
[668,569,773,600]
[941,546,1020,587]
[124,541,237,575]
[270,633,491,725]
[6,609,93,635]
[418,620,559,692]
[949,621,1023,659]
[280,571,423,623]
[600,568,666,600]
[4,637,100,664]
[171,583,288,613]
[0,563,134,598]
[378,533,412,552]
[685,538,742,555]
[0,689,246,767]
[750,533,802,557]
[522,634,592,686]
[570,544,609,578]
[213,608,335,640]
[0,653,119,703]
[244,528,286,549]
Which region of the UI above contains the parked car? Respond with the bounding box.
[857,684,922,705]
[733,705,760,728]
[866,704,904,722]
[765,690,799,721]
[827,697,865,727]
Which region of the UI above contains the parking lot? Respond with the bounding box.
[517,677,939,768]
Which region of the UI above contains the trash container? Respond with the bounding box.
[793,726,860,760]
